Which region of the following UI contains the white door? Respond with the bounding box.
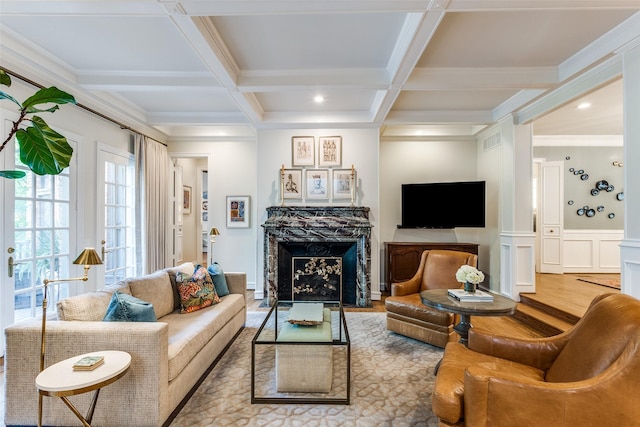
[97,146,136,286]
[539,160,564,273]
[1,116,77,355]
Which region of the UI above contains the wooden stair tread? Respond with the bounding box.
[472,315,545,339]
[514,303,574,335]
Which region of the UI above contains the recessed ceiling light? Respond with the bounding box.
[577,102,591,110]
[314,95,324,103]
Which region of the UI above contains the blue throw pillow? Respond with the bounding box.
[207,262,230,297]
[103,291,157,322]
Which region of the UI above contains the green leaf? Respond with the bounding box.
[22,87,76,111]
[0,170,27,179]
[15,116,73,176]
[0,70,11,87]
[0,90,22,107]
[26,105,60,114]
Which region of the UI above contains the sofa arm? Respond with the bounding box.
[4,319,169,427]
[225,272,247,300]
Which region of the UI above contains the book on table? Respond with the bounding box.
[73,355,105,371]
[448,289,494,302]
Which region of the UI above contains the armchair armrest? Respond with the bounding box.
[468,328,569,371]
[391,251,429,296]
[224,272,247,300]
[463,359,636,426]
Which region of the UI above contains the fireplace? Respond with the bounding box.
[263,206,372,307]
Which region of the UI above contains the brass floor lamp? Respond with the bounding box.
[39,248,103,372]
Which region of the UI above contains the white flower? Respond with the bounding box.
[455,265,485,285]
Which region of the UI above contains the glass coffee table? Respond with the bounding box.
[251,300,350,404]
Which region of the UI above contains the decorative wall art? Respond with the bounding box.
[183,186,192,214]
[305,169,329,199]
[292,136,315,166]
[282,168,303,199]
[226,196,250,228]
[318,136,342,166]
[332,168,355,200]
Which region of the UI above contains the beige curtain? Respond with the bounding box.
[134,134,171,274]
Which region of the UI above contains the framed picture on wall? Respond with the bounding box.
[332,168,354,199]
[318,136,342,166]
[183,186,192,214]
[292,136,315,166]
[306,169,329,199]
[282,168,303,199]
[226,196,250,228]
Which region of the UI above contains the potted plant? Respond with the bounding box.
[0,69,76,179]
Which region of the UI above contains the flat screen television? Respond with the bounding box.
[400,181,486,229]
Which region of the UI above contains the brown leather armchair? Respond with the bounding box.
[432,293,640,427]
[385,249,478,348]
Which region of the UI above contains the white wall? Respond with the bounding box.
[255,128,380,299]
[167,139,258,289]
[379,138,482,288]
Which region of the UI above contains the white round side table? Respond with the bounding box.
[36,350,131,427]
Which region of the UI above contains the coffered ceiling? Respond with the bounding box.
[1,1,638,142]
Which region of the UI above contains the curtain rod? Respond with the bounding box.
[1,67,168,147]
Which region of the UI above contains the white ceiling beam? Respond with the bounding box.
[148,111,249,125]
[237,69,389,92]
[385,109,493,124]
[77,71,222,91]
[446,0,640,12]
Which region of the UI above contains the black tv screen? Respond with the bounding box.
[400,181,486,229]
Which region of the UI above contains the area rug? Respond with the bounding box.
[170,311,442,426]
[577,277,621,290]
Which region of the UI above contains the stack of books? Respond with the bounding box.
[72,355,105,371]
[448,289,494,302]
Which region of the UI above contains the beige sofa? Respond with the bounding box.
[4,262,246,427]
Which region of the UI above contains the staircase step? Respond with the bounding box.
[519,293,582,325]
[513,302,575,336]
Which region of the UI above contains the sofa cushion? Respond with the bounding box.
[207,262,230,297]
[165,262,196,310]
[163,293,245,381]
[176,265,220,313]
[385,293,454,326]
[103,291,157,322]
[127,270,175,319]
[56,281,131,321]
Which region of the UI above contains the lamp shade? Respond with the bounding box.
[73,247,103,265]
[209,227,220,236]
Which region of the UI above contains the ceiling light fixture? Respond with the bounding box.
[314,95,324,104]
[577,102,591,110]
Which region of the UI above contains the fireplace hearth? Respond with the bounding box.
[263,206,372,307]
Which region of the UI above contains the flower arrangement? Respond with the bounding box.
[455,265,485,285]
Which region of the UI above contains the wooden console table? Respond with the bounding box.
[385,242,479,287]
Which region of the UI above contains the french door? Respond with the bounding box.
[1,116,77,354]
[97,145,136,286]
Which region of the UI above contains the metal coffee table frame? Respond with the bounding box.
[251,300,351,404]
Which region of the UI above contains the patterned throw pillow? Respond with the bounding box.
[176,264,220,313]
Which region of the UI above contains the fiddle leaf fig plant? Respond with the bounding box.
[0,69,77,179]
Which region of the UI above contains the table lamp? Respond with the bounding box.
[209,227,220,265]
[40,247,103,372]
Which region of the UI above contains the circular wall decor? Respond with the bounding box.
[569,167,575,172]
[581,173,589,180]
[577,208,585,216]
[606,185,614,192]
[586,209,596,217]
[590,188,599,196]
[596,180,609,190]
[608,213,615,219]
[568,200,574,205]
[597,205,604,212]
[578,169,584,174]
[617,192,624,201]
[573,170,580,175]
[566,156,571,160]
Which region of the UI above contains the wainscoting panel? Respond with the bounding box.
[562,230,623,273]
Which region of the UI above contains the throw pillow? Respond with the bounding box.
[176,264,220,313]
[207,262,230,297]
[103,291,157,322]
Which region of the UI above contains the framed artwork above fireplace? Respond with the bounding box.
[306,169,329,199]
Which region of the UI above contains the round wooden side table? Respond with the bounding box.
[36,350,131,427]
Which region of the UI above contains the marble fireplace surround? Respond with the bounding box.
[263,206,372,307]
